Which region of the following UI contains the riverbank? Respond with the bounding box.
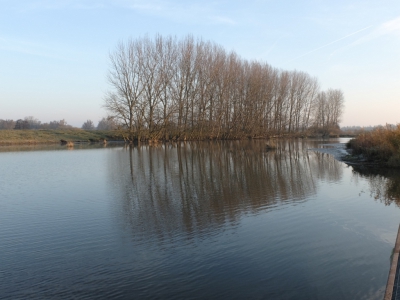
[0,129,125,145]
[0,129,355,146]
[309,142,389,168]
[309,134,400,169]
[346,125,400,168]
[308,141,352,162]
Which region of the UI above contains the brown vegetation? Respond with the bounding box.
[347,124,400,167]
[105,35,344,142]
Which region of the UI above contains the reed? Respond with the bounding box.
[347,124,400,167]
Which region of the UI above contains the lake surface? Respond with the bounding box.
[1,139,400,299]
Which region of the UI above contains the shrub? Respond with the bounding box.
[348,124,400,167]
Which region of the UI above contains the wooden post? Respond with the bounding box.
[384,224,400,300]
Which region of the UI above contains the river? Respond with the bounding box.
[1,138,400,299]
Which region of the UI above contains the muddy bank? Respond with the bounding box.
[309,143,350,161]
[309,142,384,168]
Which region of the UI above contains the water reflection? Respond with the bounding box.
[2,139,399,299]
[351,165,400,206]
[108,140,343,240]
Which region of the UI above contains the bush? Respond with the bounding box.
[348,124,400,167]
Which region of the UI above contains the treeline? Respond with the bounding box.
[341,124,397,135]
[82,117,118,130]
[0,117,118,131]
[105,35,344,141]
[0,117,72,130]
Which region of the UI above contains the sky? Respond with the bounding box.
[0,0,399,127]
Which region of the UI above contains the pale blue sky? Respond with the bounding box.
[1,0,399,127]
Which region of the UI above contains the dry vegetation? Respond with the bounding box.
[347,124,400,167]
[0,129,124,145]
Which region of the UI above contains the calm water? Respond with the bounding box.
[1,139,400,299]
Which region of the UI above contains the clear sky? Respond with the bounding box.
[1,0,399,127]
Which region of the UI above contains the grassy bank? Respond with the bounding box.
[347,125,400,167]
[0,128,351,146]
[0,129,125,145]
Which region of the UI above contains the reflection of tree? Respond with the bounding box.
[351,166,400,206]
[107,140,343,241]
[311,151,343,183]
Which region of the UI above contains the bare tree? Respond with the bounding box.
[105,39,146,141]
[41,119,71,129]
[14,119,30,129]
[82,120,95,130]
[24,116,41,129]
[104,35,345,141]
[0,119,16,130]
[97,117,118,130]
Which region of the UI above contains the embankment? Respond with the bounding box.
[0,129,124,145]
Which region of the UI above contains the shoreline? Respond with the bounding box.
[0,129,125,146]
[310,142,398,168]
[0,129,355,146]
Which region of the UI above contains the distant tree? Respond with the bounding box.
[40,119,72,129]
[97,117,118,130]
[41,121,57,129]
[58,119,70,129]
[24,116,41,129]
[0,119,15,129]
[82,120,95,130]
[49,121,60,129]
[14,119,30,129]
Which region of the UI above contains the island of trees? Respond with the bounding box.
[105,35,344,142]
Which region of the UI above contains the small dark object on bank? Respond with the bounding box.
[266,141,276,150]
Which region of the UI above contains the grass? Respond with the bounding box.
[347,124,400,167]
[0,129,125,145]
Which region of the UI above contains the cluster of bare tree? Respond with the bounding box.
[82,117,119,130]
[341,124,397,136]
[0,119,15,130]
[81,120,95,130]
[0,116,119,131]
[105,35,344,141]
[8,116,73,129]
[0,117,73,130]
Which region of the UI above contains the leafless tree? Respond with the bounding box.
[97,117,118,130]
[105,35,345,141]
[14,119,30,129]
[0,119,16,130]
[24,116,41,129]
[105,39,146,141]
[82,120,95,130]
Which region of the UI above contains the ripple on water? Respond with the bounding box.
[0,140,399,300]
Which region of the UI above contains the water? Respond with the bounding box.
[1,139,400,299]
